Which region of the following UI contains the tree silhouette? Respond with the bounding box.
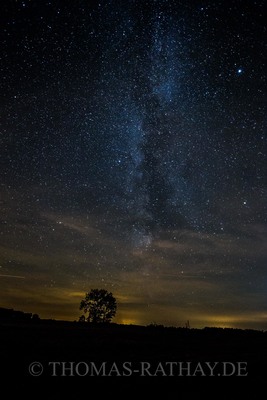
[79,289,117,323]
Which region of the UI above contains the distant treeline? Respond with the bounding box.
[0,307,40,322]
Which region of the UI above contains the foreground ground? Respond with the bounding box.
[0,320,266,397]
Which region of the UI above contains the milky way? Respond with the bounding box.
[1,0,266,328]
[75,1,266,243]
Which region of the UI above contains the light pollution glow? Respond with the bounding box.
[0,209,266,330]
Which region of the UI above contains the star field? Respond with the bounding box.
[0,0,266,328]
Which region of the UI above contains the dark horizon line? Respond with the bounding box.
[1,306,266,333]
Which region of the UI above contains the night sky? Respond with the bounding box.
[1,0,266,329]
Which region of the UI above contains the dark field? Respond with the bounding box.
[1,321,266,398]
